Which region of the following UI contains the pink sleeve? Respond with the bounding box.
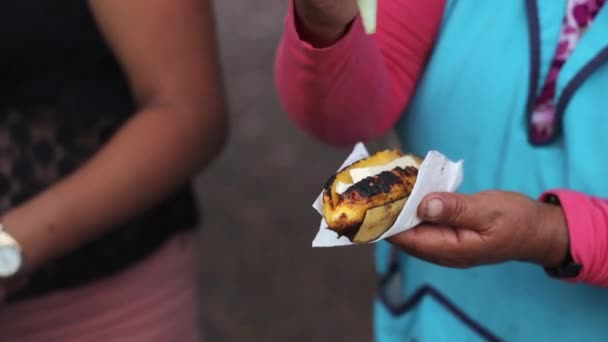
[541,190,608,287]
[274,0,446,147]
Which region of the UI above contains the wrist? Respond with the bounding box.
[0,209,39,275]
[293,0,355,47]
[0,222,28,280]
[529,198,570,268]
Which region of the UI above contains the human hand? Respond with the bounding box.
[389,191,570,268]
[294,0,359,46]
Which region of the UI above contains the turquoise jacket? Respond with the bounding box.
[375,1,608,341]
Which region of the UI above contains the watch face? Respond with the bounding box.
[0,246,21,277]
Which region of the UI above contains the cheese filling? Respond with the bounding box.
[335,155,419,194]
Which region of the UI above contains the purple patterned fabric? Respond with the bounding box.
[530,0,605,144]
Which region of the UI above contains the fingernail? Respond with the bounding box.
[425,198,443,219]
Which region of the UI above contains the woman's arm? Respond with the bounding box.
[274,0,445,147]
[1,0,228,273]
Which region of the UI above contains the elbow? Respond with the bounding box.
[284,108,380,148]
[280,98,393,148]
[196,101,230,167]
[134,78,229,177]
[164,97,230,174]
[275,78,352,148]
[275,66,398,148]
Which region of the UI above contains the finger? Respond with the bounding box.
[418,192,488,230]
[390,225,459,252]
[388,225,483,267]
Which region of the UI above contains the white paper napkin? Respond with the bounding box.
[312,142,464,247]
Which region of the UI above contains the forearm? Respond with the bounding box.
[274,0,445,147]
[1,103,226,272]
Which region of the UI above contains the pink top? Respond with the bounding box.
[275,0,608,287]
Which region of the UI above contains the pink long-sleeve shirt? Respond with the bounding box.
[274,0,608,287]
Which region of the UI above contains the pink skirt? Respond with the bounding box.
[0,232,201,342]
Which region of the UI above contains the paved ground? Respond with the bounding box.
[194,2,398,341]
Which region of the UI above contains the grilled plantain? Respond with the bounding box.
[322,149,422,243]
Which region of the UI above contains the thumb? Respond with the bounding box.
[418,192,482,228]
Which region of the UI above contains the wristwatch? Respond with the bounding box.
[0,224,24,278]
[545,249,582,278]
[542,194,582,278]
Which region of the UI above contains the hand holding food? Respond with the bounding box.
[388,191,570,268]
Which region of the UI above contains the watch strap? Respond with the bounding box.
[542,194,583,278]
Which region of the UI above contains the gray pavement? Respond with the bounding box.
[194,2,398,341]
